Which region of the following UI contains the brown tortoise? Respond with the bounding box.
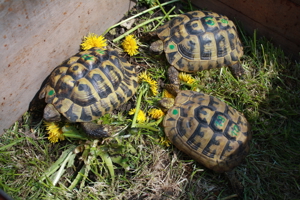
[160,86,251,172]
[39,48,138,138]
[150,10,244,79]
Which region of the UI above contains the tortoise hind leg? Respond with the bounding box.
[167,66,180,86]
[164,66,181,96]
[81,122,111,138]
[229,62,245,78]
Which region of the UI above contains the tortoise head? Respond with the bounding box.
[43,104,61,122]
[159,97,175,112]
[150,40,164,54]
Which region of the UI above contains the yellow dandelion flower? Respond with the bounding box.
[148,108,165,119]
[150,84,159,96]
[122,35,139,56]
[159,136,171,147]
[138,71,159,96]
[128,109,135,115]
[81,33,107,50]
[138,71,148,81]
[178,72,196,84]
[163,89,175,98]
[44,121,65,143]
[129,108,147,123]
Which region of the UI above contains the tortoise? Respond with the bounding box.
[150,10,244,82]
[39,47,138,138]
[160,85,251,173]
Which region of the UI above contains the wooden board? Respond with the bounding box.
[0,0,135,135]
[191,0,300,60]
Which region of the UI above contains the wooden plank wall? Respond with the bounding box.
[0,0,135,135]
[191,0,300,60]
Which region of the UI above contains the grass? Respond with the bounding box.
[1,1,300,199]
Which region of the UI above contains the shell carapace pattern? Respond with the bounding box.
[163,90,251,172]
[39,48,138,122]
[154,10,243,72]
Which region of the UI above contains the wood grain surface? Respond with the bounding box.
[0,0,135,135]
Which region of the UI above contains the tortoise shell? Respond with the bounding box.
[153,10,243,73]
[39,48,138,122]
[163,90,251,172]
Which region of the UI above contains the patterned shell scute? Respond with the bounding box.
[163,90,250,172]
[40,48,138,122]
[155,10,243,72]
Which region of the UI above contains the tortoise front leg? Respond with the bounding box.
[229,61,245,78]
[164,66,181,96]
[81,122,111,138]
[167,66,180,86]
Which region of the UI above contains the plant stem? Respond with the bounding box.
[112,15,177,43]
[131,87,148,128]
[151,6,176,31]
[134,124,160,131]
[134,116,164,131]
[52,151,73,186]
[97,148,115,184]
[102,0,180,36]
[131,85,164,131]
[68,165,85,190]
[40,145,76,182]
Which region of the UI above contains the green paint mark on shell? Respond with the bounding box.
[48,90,54,96]
[172,109,178,115]
[220,18,228,24]
[81,54,95,61]
[96,49,105,54]
[215,115,226,128]
[204,17,215,25]
[230,124,240,136]
[169,44,175,50]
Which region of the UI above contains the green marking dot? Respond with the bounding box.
[220,18,228,24]
[172,109,179,115]
[48,90,54,96]
[169,44,175,50]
